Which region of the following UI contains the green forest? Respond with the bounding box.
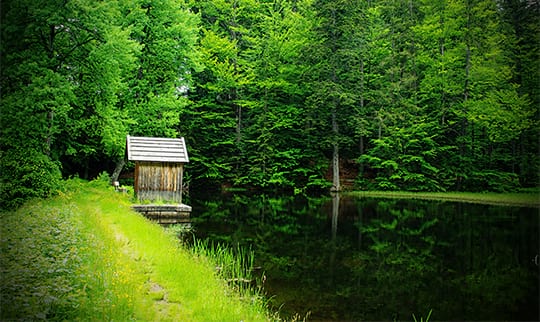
[1,0,539,208]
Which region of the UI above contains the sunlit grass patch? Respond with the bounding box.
[0,181,156,321]
[1,178,273,321]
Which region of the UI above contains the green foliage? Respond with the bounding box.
[124,0,199,138]
[91,172,113,188]
[466,89,533,143]
[465,170,520,192]
[1,0,538,195]
[0,149,63,209]
[1,0,137,192]
[185,0,324,191]
[360,122,452,191]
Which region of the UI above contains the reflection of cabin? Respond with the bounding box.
[126,135,191,224]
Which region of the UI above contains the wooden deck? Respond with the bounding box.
[131,204,192,224]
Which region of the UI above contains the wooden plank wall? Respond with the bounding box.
[135,161,184,203]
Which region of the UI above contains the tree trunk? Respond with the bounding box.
[332,101,340,192]
[359,135,365,174]
[110,158,126,184]
[331,68,340,191]
[45,110,54,156]
[359,59,365,175]
[332,140,340,192]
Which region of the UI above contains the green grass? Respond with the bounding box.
[1,178,273,321]
[190,240,259,296]
[348,191,540,207]
[412,309,433,322]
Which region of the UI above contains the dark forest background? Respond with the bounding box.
[1,0,539,208]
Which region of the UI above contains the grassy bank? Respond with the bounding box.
[348,191,540,207]
[0,179,272,321]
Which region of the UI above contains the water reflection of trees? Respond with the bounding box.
[191,194,539,321]
[354,200,537,320]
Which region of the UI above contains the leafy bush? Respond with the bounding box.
[0,149,63,209]
[464,170,520,192]
[88,171,112,188]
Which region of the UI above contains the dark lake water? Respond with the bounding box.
[187,192,539,321]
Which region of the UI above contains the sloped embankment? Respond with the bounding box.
[0,179,271,321]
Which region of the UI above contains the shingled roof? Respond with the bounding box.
[126,136,189,163]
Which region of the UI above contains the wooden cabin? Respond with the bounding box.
[126,135,189,203]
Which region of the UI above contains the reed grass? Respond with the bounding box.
[1,178,273,321]
[349,191,540,207]
[191,240,259,295]
[412,309,433,322]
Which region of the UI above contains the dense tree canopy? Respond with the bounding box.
[1,0,538,207]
